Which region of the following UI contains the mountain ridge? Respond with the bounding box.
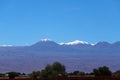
[1,39,120,47]
[0,39,120,73]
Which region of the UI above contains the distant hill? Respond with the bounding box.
[0,39,120,73]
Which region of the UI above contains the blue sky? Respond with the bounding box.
[0,0,120,45]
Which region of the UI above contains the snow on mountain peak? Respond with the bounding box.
[59,40,91,45]
[0,44,13,47]
[40,38,52,42]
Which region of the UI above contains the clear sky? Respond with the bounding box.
[0,0,120,46]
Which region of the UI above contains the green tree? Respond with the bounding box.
[0,73,5,77]
[93,69,101,76]
[40,64,53,78]
[7,72,20,79]
[93,66,112,76]
[68,71,85,76]
[113,70,120,76]
[29,71,40,79]
[52,62,66,75]
[40,62,66,79]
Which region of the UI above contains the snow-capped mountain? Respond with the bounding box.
[40,38,53,42]
[59,40,93,45]
[0,39,120,73]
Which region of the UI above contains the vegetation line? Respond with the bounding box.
[0,62,120,79]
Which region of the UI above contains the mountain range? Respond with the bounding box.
[0,39,120,73]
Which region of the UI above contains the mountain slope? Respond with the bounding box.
[0,40,120,73]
